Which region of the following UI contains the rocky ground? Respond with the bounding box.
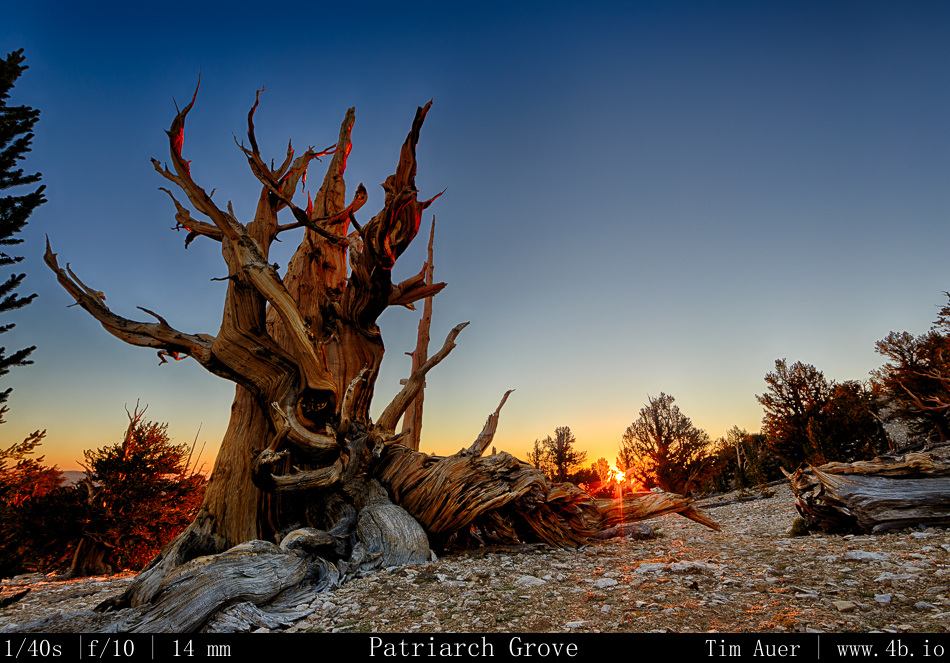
[1,482,948,634]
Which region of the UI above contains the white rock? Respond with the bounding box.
[635,563,668,574]
[875,572,919,584]
[670,561,721,575]
[843,551,889,562]
[514,575,546,588]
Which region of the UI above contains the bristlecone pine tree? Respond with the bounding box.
[45,84,719,632]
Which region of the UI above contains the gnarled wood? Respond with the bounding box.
[468,389,515,457]
[116,541,310,633]
[788,445,950,533]
[377,441,719,549]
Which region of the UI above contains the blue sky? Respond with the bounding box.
[2,1,949,471]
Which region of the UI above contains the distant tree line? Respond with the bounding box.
[527,292,950,498]
[526,427,619,497]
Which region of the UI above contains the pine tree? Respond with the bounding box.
[530,426,586,483]
[526,428,587,483]
[873,292,950,443]
[68,406,206,576]
[615,441,640,488]
[526,438,551,477]
[0,49,45,424]
[758,359,888,466]
[620,393,712,495]
[0,435,66,575]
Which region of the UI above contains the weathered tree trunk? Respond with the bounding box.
[66,473,115,578]
[45,86,719,632]
[787,444,950,533]
[67,538,113,578]
[399,217,436,452]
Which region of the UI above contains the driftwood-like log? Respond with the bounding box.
[788,446,950,533]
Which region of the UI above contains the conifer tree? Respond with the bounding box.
[0,436,65,575]
[873,292,950,443]
[0,49,45,424]
[758,360,888,466]
[620,393,712,495]
[69,406,206,577]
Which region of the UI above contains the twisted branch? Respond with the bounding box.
[43,238,223,374]
[376,322,469,433]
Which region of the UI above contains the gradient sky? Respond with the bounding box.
[2,1,949,472]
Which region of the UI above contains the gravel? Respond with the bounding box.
[2,483,948,634]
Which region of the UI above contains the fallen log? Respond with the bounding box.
[377,444,721,548]
[787,446,950,533]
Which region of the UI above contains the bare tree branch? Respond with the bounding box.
[376,322,469,433]
[389,257,447,309]
[43,238,221,370]
[151,83,243,245]
[341,102,439,333]
[159,187,223,247]
[467,390,515,457]
[901,379,950,412]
